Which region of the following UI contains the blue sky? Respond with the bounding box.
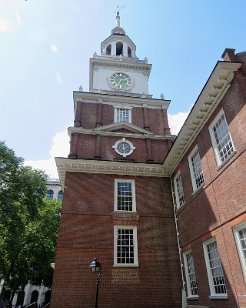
[1,0,246,177]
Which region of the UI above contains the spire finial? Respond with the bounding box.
[116,4,120,27]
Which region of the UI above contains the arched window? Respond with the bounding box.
[106,44,111,55]
[46,190,54,199]
[31,290,39,304]
[128,47,132,57]
[58,190,63,200]
[116,42,123,56]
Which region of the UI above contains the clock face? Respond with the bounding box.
[117,141,131,155]
[110,72,131,89]
[112,138,135,158]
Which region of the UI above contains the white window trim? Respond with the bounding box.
[113,225,138,267]
[183,250,198,299]
[114,106,132,123]
[233,221,246,284]
[173,171,185,209]
[114,179,136,212]
[209,109,235,166]
[203,238,228,299]
[188,145,204,192]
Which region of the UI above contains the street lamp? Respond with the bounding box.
[89,258,101,308]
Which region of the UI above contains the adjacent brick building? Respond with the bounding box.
[50,11,246,308]
[165,49,246,308]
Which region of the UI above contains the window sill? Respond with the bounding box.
[187,296,199,300]
[113,264,139,268]
[192,184,204,196]
[209,295,228,300]
[216,150,236,171]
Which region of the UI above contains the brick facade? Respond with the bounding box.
[51,15,246,307]
[172,51,246,308]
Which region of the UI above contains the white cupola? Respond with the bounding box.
[101,11,136,58]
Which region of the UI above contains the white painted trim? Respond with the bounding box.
[164,61,241,174]
[73,91,170,110]
[188,145,204,192]
[68,126,174,141]
[55,158,168,189]
[183,250,199,299]
[114,225,138,267]
[173,171,185,209]
[233,221,246,284]
[112,138,135,157]
[203,238,228,297]
[114,106,132,123]
[208,109,235,166]
[114,179,136,212]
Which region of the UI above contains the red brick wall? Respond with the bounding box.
[73,101,170,135]
[173,73,246,307]
[50,173,182,308]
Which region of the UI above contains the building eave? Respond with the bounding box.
[67,126,175,141]
[163,61,242,175]
[73,91,170,110]
[56,158,168,189]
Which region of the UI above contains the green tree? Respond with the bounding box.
[0,141,61,306]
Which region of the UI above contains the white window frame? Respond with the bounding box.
[173,171,185,209]
[114,179,136,212]
[114,106,132,123]
[203,238,228,299]
[183,250,198,298]
[114,225,138,267]
[233,221,246,284]
[188,145,205,192]
[209,109,235,166]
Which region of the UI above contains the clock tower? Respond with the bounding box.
[51,11,182,308]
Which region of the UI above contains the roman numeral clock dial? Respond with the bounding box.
[110,72,132,90]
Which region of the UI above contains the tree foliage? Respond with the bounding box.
[0,141,61,303]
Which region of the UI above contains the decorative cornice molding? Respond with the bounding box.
[67,126,175,141]
[94,122,153,134]
[73,91,170,110]
[163,61,242,175]
[56,158,168,189]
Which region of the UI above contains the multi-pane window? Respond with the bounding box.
[114,107,131,123]
[203,239,227,297]
[46,189,54,199]
[114,179,136,212]
[174,172,185,209]
[209,110,235,166]
[58,190,63,200]
[234,222,246,282]
[114,226,138,266]
[183,251,198,297]
[188,146,204,191]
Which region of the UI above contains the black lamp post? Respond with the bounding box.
[89,258,101,308]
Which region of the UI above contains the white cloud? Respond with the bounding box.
[50,44,58,53]
[168,112,189,135]
[15,12,21,26]
[0,17,14,32]
[25,130,70,178]
[55,72,63,84]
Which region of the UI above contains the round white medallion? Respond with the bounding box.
[112,138,135,157]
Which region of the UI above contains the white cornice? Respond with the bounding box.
[163,61,242,175]
[68,126,174,141]
[94,122,153,134]
[56,158,168,189]
[73,91,170,110]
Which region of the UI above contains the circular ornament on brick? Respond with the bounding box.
[112,138,135,157]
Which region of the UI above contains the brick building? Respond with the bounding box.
[50,12,246,308]
[164,49,246,308]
